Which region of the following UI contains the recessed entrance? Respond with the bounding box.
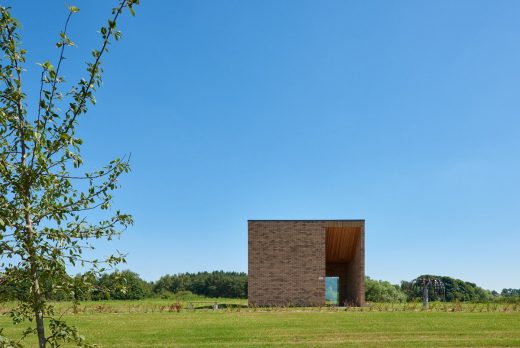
[325,226,364,306]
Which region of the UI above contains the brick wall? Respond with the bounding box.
[248,221,326,306]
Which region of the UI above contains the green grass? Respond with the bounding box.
[1,300,520,347]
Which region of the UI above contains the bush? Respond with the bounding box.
[365,277,407,302]
[91,270,152,300]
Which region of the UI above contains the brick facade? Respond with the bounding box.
[248,220,365,307]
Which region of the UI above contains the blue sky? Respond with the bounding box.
[7,0,520,291]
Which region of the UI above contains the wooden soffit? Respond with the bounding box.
[325,227,360,263]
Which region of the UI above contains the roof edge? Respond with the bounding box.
[248,219,365,222]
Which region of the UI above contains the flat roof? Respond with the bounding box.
[248,219,365,222]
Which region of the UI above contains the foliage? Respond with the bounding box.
[2,269,509,305]
[1,270,244,302]
[327,276,407,303]
[501,288,520,298]
[365,277,407,303]
[91,270,152,300]
[402,275,494,302]
[2,268,511,305]
[153,271,248,299]
[500,289,520,303]
[0,1,138,347]
[409,275,445,309]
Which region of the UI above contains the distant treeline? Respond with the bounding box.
[0,270,518,303]
[152,271,248,299]
[86,270,248,300]
[327,275,500,304]
[401,275,496,302]
[0,270,247,301]
[361,275,520,303]
[362,275,518,303]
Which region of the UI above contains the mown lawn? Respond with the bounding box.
[1,303,520,347]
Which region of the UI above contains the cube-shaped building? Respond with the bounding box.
[248,220,365,307]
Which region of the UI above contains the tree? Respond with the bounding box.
[402,275,493,303]
[410,276,445,309]
[0,1,138,347]
[95,270,152,300]
[365,277,407,303]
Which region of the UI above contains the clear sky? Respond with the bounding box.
[7,0,520,291]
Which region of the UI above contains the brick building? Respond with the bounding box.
[248,220,365,307]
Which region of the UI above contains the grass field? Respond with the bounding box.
[1,300,520,347]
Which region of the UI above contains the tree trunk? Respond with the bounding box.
[26,213,46,348]
[32,271,46,348]
[423,286,429,310]
[15,40,46,346]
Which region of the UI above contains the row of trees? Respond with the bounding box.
[501,288,520,297]
[401,275,495,302]
[329,275,514,303]
[153,271,248,298]
[0,270,248,301]
[2,270,518,303]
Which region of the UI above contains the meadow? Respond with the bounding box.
[1,299,520,347]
